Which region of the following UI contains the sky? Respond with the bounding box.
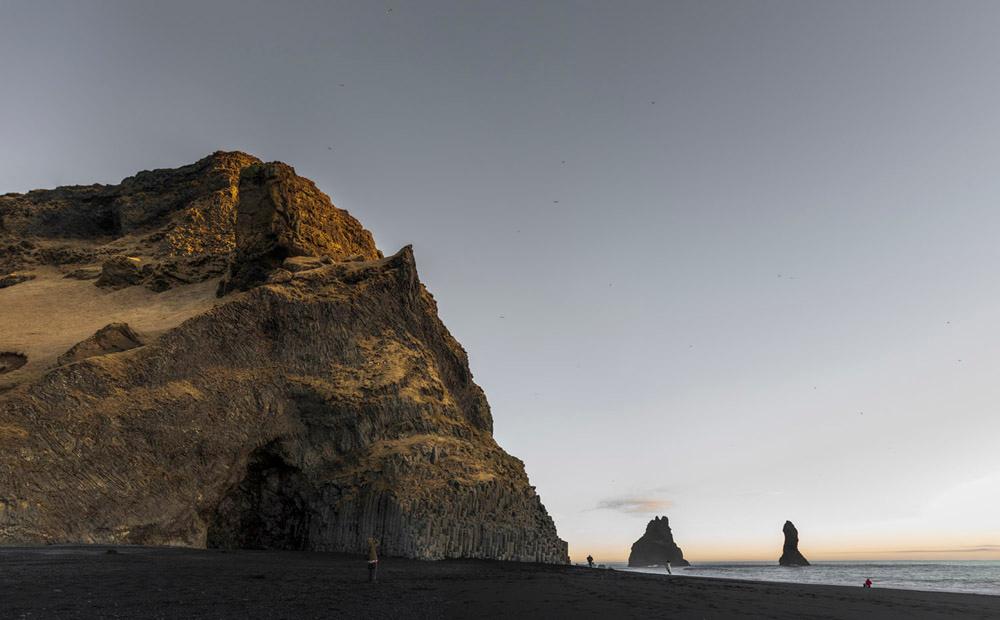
[3,0,1000,562]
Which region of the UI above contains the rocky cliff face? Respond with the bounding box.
[778,520,810,566]
[0,152,568,563]
[627,516,690,567]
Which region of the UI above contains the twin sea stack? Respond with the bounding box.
[0,152,568,563]
[628,516,690,567]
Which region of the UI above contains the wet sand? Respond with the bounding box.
[1,546,997,619]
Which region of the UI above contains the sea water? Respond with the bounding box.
[618,561,1000,596]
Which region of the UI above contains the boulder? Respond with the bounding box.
[96,256,143,288]
[56,323,144,366]
[0,352,27,375]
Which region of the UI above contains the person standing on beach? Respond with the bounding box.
[664,561,672,575]
[587,555,594,568]
[864,578,872,588]
[367,537,379,583]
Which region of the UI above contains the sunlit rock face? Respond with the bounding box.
[628,516,690,567]
[0,153,568,564]
[217,161,380,295]
[778,520,810,566]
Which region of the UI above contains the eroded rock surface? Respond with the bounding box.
[56,323,144,366]
[628,516,690,567]
[96,256,143,288]
[218,162,379,294]
[779,520,810,566]
[0,151,260,289]
[0,273,34,289]
[0,153,568,563]
[0,352,27,374]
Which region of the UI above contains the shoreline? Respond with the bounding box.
[2,546,998,619]
[619,563,1000,598]
[637,571,1000,598]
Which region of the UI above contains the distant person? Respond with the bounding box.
[587,555,594,568]
[664,560,672,575]
[864,578,872,589]
[367,537,379,583]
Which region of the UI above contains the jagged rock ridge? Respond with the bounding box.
[778,520,810,566]
[0,152,568,563]
[0,151,261,290]
[628,516,690,567]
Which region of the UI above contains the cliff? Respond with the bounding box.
[0,152,568,563]
[627,516,690,567]
[778,520,810,566]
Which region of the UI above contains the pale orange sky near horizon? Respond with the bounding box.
[584,535,1000,564]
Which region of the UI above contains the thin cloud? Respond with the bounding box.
[594,497,672,514]
[893,545,1000,553]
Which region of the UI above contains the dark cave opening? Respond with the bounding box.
[206,443,313,550]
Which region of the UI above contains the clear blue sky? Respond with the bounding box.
[3,0,1000,560]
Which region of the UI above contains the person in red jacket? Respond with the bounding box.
[864,578,873,588]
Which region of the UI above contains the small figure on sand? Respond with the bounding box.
[664,560,672,575]
[864,578,872,589]
[367,537,379,583]
[587,554,594,568]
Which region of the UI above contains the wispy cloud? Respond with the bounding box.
[894,544,1000,554]
[594,497,672,514]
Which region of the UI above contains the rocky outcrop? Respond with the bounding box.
[96,256,143,288]
[0,153,568,564]
[63,267,101,280]
[56,323,144,366]
[0,352,27,375]
[0,273,34,289]
[778,520,810,566]
[628,516,690,567]
[0,151,261,289]
[217,162,379,295]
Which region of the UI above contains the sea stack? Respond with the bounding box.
[628,516,690,567]
[0,152,569,563]
[778,520,810,566]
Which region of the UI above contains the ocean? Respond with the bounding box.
[618,561,1000,596]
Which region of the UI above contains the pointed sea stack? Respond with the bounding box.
[778,520,810,566]
[627,516,690,567]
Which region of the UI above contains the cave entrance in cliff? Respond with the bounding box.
[206,441,313,550]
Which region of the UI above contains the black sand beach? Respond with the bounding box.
[1,547,997,619]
